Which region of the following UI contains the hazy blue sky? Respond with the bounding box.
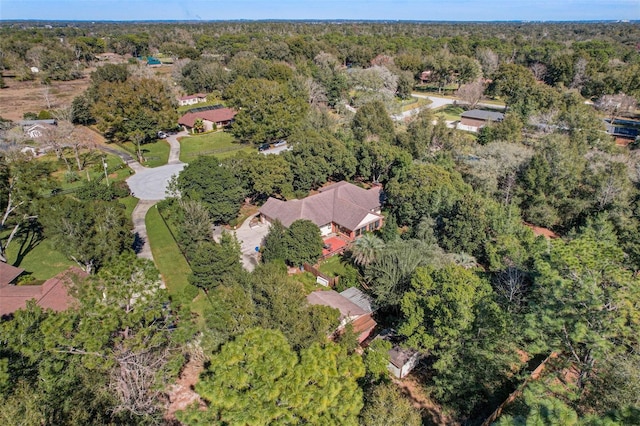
[1,0,638,21]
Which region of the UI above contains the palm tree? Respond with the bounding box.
[193,118,205,134]
[351,233,384,267]
[450,252,479,269]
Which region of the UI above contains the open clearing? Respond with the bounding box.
[0,74,93,121]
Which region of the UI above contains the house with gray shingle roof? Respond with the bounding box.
[259,181,384,240]
[457,109,504,132]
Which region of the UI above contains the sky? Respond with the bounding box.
[1,0,639,22]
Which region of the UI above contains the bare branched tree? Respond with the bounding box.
[476,48,499,77]
[570,57,589,90]
[493,266,528,312]
[529,62,547,81]
[109,343,170,418]
[456,79,485,109]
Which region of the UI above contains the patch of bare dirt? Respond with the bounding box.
[393,377,459,426]
[0,72,93,122]
[165,356,206,422]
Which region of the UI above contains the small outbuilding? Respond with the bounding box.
[375,329,421,379]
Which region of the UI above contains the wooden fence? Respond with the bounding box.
[303,263,339,288]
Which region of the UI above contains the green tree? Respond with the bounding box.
[39,198,133,274]
[489,63,538,117]
[225,77,308,144]
[90,77,177,143]
[0,155,54,263]
[526,223,640,390]
[286,219,323,266]
[399,264,489,353]
[0,254,178,424]
[385,162,471,226]
[351,100,395,144]
[178,328,365,425]
[261,219,289,264]
[359,383,422,426]
[177,156,246,224]
[351,232,385,267]
[250,263,339,349]
[188,232,244,292]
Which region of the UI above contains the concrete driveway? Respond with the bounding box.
[232,215,271,271]
[126,163,185,200]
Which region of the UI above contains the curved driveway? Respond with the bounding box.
[126,163,186,200]
[126,131,187,200]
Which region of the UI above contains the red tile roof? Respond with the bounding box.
[0,267,86,317]
[178,108,237,128]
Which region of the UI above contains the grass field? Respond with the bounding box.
[145,206,192,298]
[118,196,139,219]
[179,131,253,162]
[4,233,74,282]
[436,104,465,122]
[119,139,170,168]
[319,256,350,278]
[400,96,432,112]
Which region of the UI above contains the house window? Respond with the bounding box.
[374,220,380,229]
[355,228,362,237]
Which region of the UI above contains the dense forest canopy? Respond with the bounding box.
[1,20,639,426]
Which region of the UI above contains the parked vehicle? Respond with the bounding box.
[273,139,287,147]
[258,143,271,151]
[157,131,168,139]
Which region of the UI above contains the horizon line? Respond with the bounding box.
[1,18,638,23]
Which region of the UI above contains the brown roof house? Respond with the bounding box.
[178,108,237,133]
[456,109,504,133]
[259,181,384,240]
[307,287,376,343]
[0,266,87,318]
[178,93,208,107]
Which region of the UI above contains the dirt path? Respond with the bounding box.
[393,377,458,426]
[165,356,206,421]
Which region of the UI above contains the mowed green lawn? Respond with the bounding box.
[4,233,74,282]
[145,206,192,297]
[119,139,170,168]
[179,131,253,162]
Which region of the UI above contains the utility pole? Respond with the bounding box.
[102,156,109,186]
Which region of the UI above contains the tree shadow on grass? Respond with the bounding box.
[12,219,44,267]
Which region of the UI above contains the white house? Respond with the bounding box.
[178,93,208,107]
